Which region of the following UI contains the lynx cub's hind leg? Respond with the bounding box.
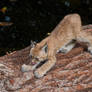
[80,33,92,55]
[57,40,76,53]
[88,47,92,54]
[86,38,92,54]
[88,44,92,54]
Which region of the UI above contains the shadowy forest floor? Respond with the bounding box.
[0,25,92,92]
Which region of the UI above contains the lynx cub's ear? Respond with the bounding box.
[30,40,36,48]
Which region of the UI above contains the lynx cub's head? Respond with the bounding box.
[30,41,47,64]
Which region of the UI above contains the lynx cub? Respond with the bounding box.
[21,14,92,78]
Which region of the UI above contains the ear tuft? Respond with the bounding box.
[30,40,36,48]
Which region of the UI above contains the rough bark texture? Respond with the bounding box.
[0,25,92,92]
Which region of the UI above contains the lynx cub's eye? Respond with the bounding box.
[30,55,39,61]
[35,57,39,61]
[30,55,34,59]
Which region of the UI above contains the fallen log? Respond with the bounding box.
[0,25,92,92]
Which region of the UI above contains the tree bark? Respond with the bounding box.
[0,25,92,92]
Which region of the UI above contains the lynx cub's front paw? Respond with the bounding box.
[21,62,40,72]
[34,69,46,78]
[21,64,32,72]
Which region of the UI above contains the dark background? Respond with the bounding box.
[0,0,92,55]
